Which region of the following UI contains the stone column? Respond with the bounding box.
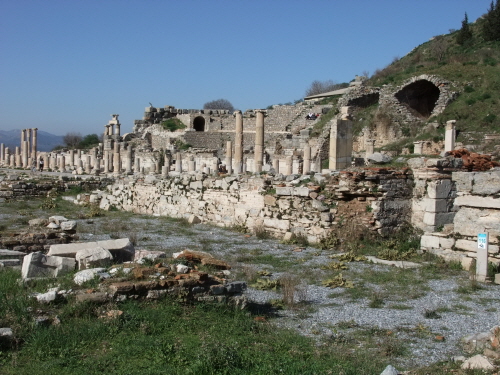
[413,141,423,155]
[74,150,81,169]
[161,165,168,178]
[272,158,279,173]
[329,108,353,170]
[365,139,375,157]
[188,156,195,172]
[3,147,9,166]
[91,147,98,170]
[254,110,265,173]
[234,110,243,174]
[103,151,110,173]
[303,146,311,175]
[175,152,182,172]
[0,143,4,165]
[59,155,66,173]
[68,149,75,168]
[134,157,141,174]
[211,157,219,175]
[113,142,121,174]
[10,153,15,168]
[115,122,121,137]
[225,141,233,175]
[125,146,132,174]
[445,120,456,152]
[93,157,101,175]
[26,128,32,161]
[20,129,26,165]
[22,140,29,168]
[84,155,91,174]
[285,156,293,175]
[43,154,49,171]
[15,147,21,167]
[32,128,38,161]
[164,154,171,173]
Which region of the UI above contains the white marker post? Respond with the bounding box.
[476,232,489,282]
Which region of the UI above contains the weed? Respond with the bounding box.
[368,293,385,308]
[423,309,442,319]
[253,224,271,240]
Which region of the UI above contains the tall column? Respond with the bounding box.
[0,143,4,164]
[134,157,141,174]
[234,110,243,173]
[104,151,110,173]
[26,128,32,161]
[175,152,182,172]
[15,147,21,168]
[303,145,311,174]
[84,155,91,174]
[445,120,456,152]
[31,128,38,160]
[43,154,49,171]
[4,147,9,167]
[113,142,121,174]
[10,153,15,168]
[164,154,171,173]
[329,107,353,170]
[22,141,29,168]
[20,130,26,166]
[225,141,233,175]
[254,109,265,173]
[91,147,98,169]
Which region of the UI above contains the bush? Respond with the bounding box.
[161,118,186,132]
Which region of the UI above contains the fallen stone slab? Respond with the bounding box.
[21,252,76,279]
[33,288,59,304]
[76,246,113,270]
[134,250,166,264]
[0,249,26,259]
[75,292,109,303]
[365,256,422,269]
[48,238,135,261]
[49,216,68,225]
[60,220,77,231]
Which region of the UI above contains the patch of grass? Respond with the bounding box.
[368,292,385,308]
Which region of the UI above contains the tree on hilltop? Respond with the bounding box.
[482,0,500,41]
[63,132,83,148]
[456,12,473,45]
[203,99,234,112]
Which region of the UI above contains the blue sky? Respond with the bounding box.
[0,0,492,136]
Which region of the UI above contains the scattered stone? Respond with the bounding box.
[28,218,48,226]
[75,246,113,270]
[34,288,59,304]
[367,152,392,164]
[73,268,110,285]
[379,365,399,375]
[0,328,13,337]
[365,256,421,269]
[460,354,495,371]
[49,216,68,225]
[60,220,77,231]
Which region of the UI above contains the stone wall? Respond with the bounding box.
[420,170,500,269]
[75,169,414,243]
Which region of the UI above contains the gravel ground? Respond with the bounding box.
[2,200,499,371]
[76,216,500,370]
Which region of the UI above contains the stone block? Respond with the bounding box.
[472,171,500,195]
[73,268,109,285]
[48,238,135,262]
[454,207,500,238]
[427,179,453,199]
[423,212,455,226]
[49,216,68,225]
[264,195,276,206]
[455,239,499,254]
[60,220,77,231]
[22,252,76,279]
[452,172,474,193]
[311,200,329,212]
[225,281,246,294]
[263,218,290,231]
[292,187,310,197]
[495,273,500,285]
[188,215,201,224]
[76,246,113,270]
[424,198,449,213]
[455,195,500,209]
[421,235,440,249]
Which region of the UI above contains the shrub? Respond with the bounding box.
[161,118,186,132]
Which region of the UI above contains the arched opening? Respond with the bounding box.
[347,93,379,108]
[395,80,440,118]
[193,116,205,132]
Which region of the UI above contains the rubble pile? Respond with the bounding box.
[447,149,499,171]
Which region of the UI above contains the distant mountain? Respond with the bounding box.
[0,129,64,152]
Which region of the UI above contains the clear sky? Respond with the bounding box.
[0,0,493,136]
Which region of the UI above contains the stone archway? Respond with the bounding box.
[395,79,441,118]
[193,116,205,132]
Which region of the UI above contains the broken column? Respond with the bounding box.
[365,139,375,157]
[272,158,279,173]
[0,143,4,165]
[125,146,132,174]
[234,110,243,174]
[15,147,21,168]
[175,152,182,172]
[134,157,141,174]
[85,155,92,174]
[211,157,219,175]
[254,109,265,173]
[225,141,233,175]
[329,107,353,170]
[59,154,66,173]
[164,154,171,173]
[285,156,293,175]
[303,145,311,175]
[414,141,423,155]
[445,120,456,153]
[188,156,195,172]
[103,151,110,173]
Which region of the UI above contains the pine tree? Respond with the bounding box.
[456,12,473,45]
[482,0,500,41]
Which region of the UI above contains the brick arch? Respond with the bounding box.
[395,79,440,118]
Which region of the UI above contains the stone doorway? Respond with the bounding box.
[193,116,205,132]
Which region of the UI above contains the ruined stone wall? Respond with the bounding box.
[77,169,414,243]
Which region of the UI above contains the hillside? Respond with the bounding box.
[0,129,63,152]
[326,10,500,153]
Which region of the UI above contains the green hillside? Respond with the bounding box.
[353,6,500,150]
